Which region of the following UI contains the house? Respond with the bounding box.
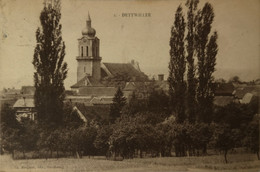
[13,98,36,121]
[234,85,260,104]
[213,83,235,107]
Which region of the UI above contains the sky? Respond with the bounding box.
[0,0,259,89]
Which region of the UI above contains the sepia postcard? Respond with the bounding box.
[0,0,259,171]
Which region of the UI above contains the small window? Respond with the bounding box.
[92,46,95,56]
[96,47,98,56]
[81,47,83,57]
[84,66,86,72]
[86,46,88,56]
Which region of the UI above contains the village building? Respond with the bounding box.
[13,97,36,122]
[67,14,149,107]
[233,85,260,104]
[213,82,236,107]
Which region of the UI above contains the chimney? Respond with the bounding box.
[158,74,164,81]
[130,59,141,71]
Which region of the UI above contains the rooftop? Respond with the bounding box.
[13,98,34,108]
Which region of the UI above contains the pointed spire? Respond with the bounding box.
[86,12,91,28]
[87,11,91,21]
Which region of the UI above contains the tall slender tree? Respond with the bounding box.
[185,0,199,123]
[168,6,186,123]
[195,3,218,123]
[33,0,67,127]
[109,87,127,123]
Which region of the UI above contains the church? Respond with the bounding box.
[67,14,149,105]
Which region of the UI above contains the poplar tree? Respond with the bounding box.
[109,87,127,123]
[185,0,199,123]
[32,0,68,127]
[195,3,218,123]
[168,6,186,123]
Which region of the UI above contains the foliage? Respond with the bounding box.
[32,0,68,128]
[19,119,39,156]
[185,0,199,123]
[81,124,98,156]
[0,103,19,129]
[109,87,127,123]
[213,102,255,130]
[228,76,241,83]
[1,127,20,158]
[243,120,259,160]
[168,0,218,123]
[63,103,85,128]
[108,114,158,159]
[210,123,241,163]
[94,125,113,155]
[195,3,218,123]
[168,5,187,123]
[161,118,213,157]
[124,81,170,116]
[123,91,145,115]
[1,104,20,157]
[147,89,170,115]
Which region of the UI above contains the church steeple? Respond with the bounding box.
[76,14,101,82]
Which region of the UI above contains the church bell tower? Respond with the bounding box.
[76,13,101,82]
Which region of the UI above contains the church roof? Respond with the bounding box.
[71,62,148,89]
[103,63,148,80]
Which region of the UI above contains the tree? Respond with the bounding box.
[0,104,20,156]
[195,3,218,123]
[168,5,187,123]
[108,114,158,159]
[244,120,259,160]
[185,0,199,123]
[32,0,68,128]
[211,123,240,163]
[228,76,241,83]
[1,127,20,159]
[213,102,255,130]
[82,124,98,156]
[109,87,127,123]
[18,119,39,158]
[94,125,112,156]
[0,103,19,129]
[147,89,170,115]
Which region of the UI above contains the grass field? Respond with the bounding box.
[1,153,259,172]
